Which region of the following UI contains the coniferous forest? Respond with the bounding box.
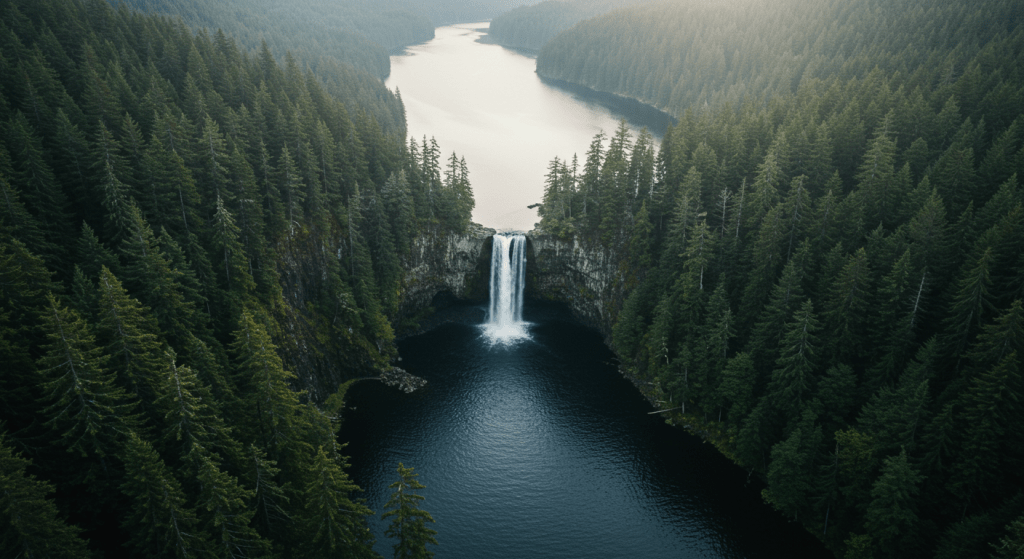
[533,0,1024,557]
[3,0,1024,557]
[0,0,472,556]
[486,0,647,52]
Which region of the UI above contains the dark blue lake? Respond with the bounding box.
[339,302,831,558]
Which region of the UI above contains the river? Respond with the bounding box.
[342,25,832,559]
[385,22,674,232]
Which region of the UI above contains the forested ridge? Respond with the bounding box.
[108,0,420,136]
[534,0,1024,557]
[0,0,471,555]
[487,0,648,52]
[111,0,435,81]
[114,0,542,84]
[537,0,1023,117]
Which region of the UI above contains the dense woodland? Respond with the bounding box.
[0,0,472,555]
[109,0,423,136]
[487,0,646,51]
[537,0,1023,118]
[117,0,541,82]
[113,0,434,80]
[535,0,1024,557]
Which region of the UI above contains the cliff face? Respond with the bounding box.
[398,224,496,321]
[525,234,624,339]
[392,229,622,339]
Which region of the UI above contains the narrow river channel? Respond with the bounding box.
[385,22,673,232]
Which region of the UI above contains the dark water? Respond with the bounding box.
[339,303,831,558]
[386,23,675,231]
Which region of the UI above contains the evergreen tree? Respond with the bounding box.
[768,299,822,418]
[298,447,375,559]
[94,266,164,403]
[382,463,438,559]
[230,311,304,461]
[865,449,923,557]
[120,432,211,559]
[0,433,89,559]
[35,293,138,467]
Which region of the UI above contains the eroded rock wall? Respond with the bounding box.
[526,234,623,339]
[399,224,496,320]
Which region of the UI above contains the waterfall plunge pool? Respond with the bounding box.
[338,235,831,558]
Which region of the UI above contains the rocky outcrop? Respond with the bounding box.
[525,234,624,339]
[394,228,624,342]
[398,223,496,322]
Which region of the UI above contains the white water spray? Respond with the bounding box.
[482,234,529,344]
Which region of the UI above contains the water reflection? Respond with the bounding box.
[387,23,674,231]
[339,303,833,558]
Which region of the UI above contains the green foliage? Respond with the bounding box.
[865,449,923,556]
[382,463,438,559]
[120,431,211,558]
[298,447,376,559]
[35,293,139,463]
[534,2,1024,555]
[489,0,648,51]
[0,0,472,554]
[0,433,89,559]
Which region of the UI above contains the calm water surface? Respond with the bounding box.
[339,304,832,558]
[386,23,673,231]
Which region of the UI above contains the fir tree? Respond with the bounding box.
[0,433,89,558]
[95,266,164,402]
[35,293,138,467]
[299,447,376,559]
[383,463,438,559]
[865,449,923,557]
[120,431,211,559]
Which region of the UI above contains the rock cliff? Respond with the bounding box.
[398,223,496,322]
[525,234,624,339]
[394,229,623,341]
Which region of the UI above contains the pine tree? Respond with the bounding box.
[942,246,997,359]
[211,194,255,301]
[95,266,164,404]
[383,463,438,559]
[765,409,822,520]
[6,111,68,266]
[35,292,138,466]
[0,146,50,258]
[274,145,305,236]
[120,431,211,559]
[145,130,203,238]
[951,351,1022,502]
[155,349,240,471]
[823,247,873,366]
[856,114,900,228]
[75,221,119,280]
[230,311,304,460]
[246,444,290,540]
[768,299,822,418]
[195,114,232,208]
[865,449,923,557]
[190,442,270,559]
[0,433,90,558]
[299,447,376,559]
[93,121,135,243]
[119,205,200,348]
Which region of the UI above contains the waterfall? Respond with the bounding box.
[483,234,529,344]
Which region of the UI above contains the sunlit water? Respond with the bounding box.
[339,303,832,558]
[386,23,674,231]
